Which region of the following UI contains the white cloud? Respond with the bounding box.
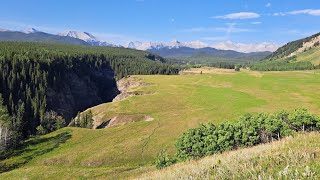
[182,26,252,33]
[211,41,279,53]
[182,23,253,34]
[273,9,320,16]
[288,9,320,16]
[265,3,271,8]
[201,36,228,41]
[251,22,262,25]
[213,12,260,19]
[273,12,286,16]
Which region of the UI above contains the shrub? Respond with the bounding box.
[175,109,319,160]
[155,150,176,169]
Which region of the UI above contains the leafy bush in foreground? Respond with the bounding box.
[175,109,319,161]
[155,150,177,169]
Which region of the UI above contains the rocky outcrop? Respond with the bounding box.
[91,76,155,129]
[112,76,151,102]
[46,68,119,122]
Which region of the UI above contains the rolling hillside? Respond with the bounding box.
[1,68,320,179]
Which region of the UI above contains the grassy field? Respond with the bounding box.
[1,68,320,179]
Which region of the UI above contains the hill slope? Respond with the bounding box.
[265,32,320,61]
[138,133,320,179]
[1,68,320,179]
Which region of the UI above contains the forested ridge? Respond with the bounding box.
[0,42,179,154]
[265,32,320,60]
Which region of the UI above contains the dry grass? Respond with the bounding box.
[137,133,320,180]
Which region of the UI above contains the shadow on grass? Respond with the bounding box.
[0,130,72,173]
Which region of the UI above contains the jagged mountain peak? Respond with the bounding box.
[23,28,41,34]
[58,31,98,42]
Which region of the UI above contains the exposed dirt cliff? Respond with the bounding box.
[91,76,154,129]
[46,68,119,122]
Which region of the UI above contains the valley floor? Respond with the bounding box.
[1,68,320,179]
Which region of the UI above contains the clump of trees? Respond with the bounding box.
[69,110,94,129]
[36,111,66,135]
[250,59,316,71]
[155,109,320,168]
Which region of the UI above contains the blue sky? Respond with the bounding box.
[0,0,319,45]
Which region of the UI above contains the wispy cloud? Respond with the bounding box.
[289,9,320,16]
[251,22,262,25]
[182,22,254,34]
[213,12,260,19]
[182,26,252,33]
[201,36,228,41]
[273,9,320,16]
[265,3,271,8]
[273,12,286,16]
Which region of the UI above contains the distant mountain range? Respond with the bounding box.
[127,40,278,53]
[0,29,88,45]
[0,27,277,60]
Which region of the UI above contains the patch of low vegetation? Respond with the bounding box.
[139,132,320,179]
[173,109,319,162]
[250,58,316,71]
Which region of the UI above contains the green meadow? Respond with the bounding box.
[1,69,320,179]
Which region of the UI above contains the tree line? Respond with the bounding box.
[250,56,318,71]
[0,42,180,156]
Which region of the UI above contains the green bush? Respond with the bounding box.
[175,109,319,161]
[155,150,177,169]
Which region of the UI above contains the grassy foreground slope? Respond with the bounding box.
[1,68,320,179]
[296,46,320,65]
[138,132,320,179]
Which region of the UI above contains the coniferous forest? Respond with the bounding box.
[0,42,179,154]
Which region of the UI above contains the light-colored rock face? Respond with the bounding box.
[113,76,149,102]
[91,77,155,129]
[289,35,320,57]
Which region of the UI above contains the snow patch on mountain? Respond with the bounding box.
[0,28,9,32]
[127,40,278,52]
[23,28,41,34]
[58,31,119,47]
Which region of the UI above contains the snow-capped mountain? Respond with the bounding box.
[23,28,41,34]
[58,31,97,42]
[127,40,278,53]
[58,31,119,47]
[0,28,9,32]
